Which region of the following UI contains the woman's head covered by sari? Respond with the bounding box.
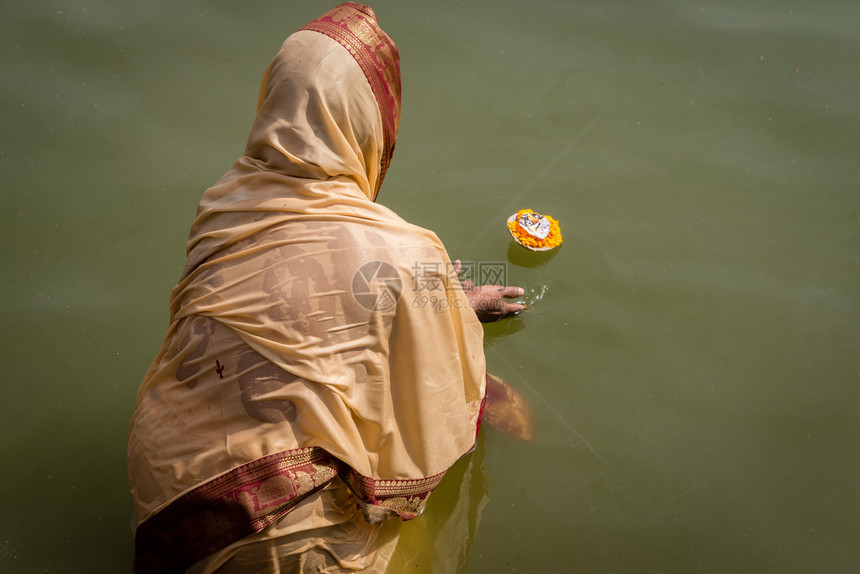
[251,2,400,200]
[182,3,404,272]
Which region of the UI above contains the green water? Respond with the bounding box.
[2,1,858,572]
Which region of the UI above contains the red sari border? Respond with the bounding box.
[133,446,453,573]
[299,2,401,196]
[134,448,337,573]
[343,467,447,520]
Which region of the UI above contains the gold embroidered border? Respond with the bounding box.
[134,447,338,573]
[343,467,447,520]
[134,445,455,571]
[299,2,401,196]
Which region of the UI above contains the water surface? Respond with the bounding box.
[1,1,858,572]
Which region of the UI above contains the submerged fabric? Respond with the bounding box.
[128,3,486,571]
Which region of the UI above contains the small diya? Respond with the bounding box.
[507,209,563,251]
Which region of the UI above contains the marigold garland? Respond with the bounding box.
[507,209,563,250]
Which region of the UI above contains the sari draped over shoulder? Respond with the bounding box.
[127,4,486,572]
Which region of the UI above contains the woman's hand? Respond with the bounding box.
[453,260,525,322]
[464,284,526,322]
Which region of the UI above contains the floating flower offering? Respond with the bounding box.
[507,209,562,251]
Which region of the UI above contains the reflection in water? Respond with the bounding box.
[506,241,561,268]
[482,285,545,347]
[482,317,527,346]
[389,436,489,574]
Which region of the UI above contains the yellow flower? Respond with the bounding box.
[507,209,563,250]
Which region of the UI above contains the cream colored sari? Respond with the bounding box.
[128,3,486,572]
